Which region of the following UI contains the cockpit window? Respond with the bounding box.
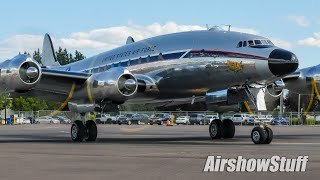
[267,40,274,45]
[237,39,273,48]
[261,40,268,44]
[254,40,262,45]
[248,40,254,46]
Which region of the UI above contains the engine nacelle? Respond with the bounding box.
[0,54,42,91]
[87,67,138,102]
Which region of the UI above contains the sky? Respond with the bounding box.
[0,0,319,68]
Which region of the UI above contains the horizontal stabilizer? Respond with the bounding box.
[42,34,61,66]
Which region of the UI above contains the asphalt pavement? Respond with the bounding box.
[0,124,319,180]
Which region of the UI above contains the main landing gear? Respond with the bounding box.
[71,120,97,142]
[209,119,273,144]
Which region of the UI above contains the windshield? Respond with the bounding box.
[155,114,163,118]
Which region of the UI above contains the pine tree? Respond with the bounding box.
[33,48,42,64]
[74,50,86,62]
[56,47,70,65]
[69,53,74,63]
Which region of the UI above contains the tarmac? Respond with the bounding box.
[0,124,320,180]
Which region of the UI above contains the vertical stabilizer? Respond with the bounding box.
[42,34,60,66]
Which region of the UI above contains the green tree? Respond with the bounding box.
[33,48,42,64]
[56,47,70,65]
[0,93,11,111]
[11,97,50,111]
[74,50,86,62]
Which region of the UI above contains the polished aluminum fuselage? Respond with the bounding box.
[49,30,284,104]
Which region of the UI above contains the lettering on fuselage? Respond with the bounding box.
[227,60,243,72]
[102,45,157,62]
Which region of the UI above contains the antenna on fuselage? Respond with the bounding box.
[224,24,231,31]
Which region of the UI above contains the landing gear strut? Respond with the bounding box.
[71,120,97,142]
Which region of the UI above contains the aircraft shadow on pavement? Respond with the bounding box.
[0,134,251,145]
[0,134,318,145]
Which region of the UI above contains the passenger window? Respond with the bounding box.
[237,41,243,48]
[158,53,164,60]
[93,68,99,73]
[243,41,247,47]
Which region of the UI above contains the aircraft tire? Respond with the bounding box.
[222,119,235,139]
[85,120,97,142]
[264,127,273,144]
[71,120,86,142]
[209,119,223,139]
[251,127,267,144]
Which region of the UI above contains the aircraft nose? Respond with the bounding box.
[268,49,299,77]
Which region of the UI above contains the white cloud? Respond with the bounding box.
[0,22,260,60]
[298,32,320,47]
[287,16,310,27]
[271,38,293,49]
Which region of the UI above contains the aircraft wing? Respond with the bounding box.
[283,71,300,80]
[9,67,90,102]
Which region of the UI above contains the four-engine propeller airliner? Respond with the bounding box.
[0,28,299,144]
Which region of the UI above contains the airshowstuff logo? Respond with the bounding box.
[203,156,308,172]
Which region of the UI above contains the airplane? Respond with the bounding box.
[0,28,299,144]
[284,64,320,95]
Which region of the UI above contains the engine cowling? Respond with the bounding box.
[87,67,138,102]
[0,54,42,91]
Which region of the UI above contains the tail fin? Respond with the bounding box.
[42,34,61,66]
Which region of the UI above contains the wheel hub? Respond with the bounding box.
[210,124,217,137]
[252,131,260,142]
[71,125,78,139]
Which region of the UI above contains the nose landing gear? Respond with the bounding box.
[71,120,97,142]
[251,126,273,144]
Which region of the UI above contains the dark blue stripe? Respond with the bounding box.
[42,68,90,77]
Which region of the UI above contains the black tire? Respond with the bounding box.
[222,119,235,139]
[96,119,101,124]
[264,127,273,144]
[251,127,267,144]
[209,119,223,139]
[85,121,97,142]
[71,120,86,142]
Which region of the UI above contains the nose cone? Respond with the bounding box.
[268,49,299,77]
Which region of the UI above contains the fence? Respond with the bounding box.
[13,110,320,125]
